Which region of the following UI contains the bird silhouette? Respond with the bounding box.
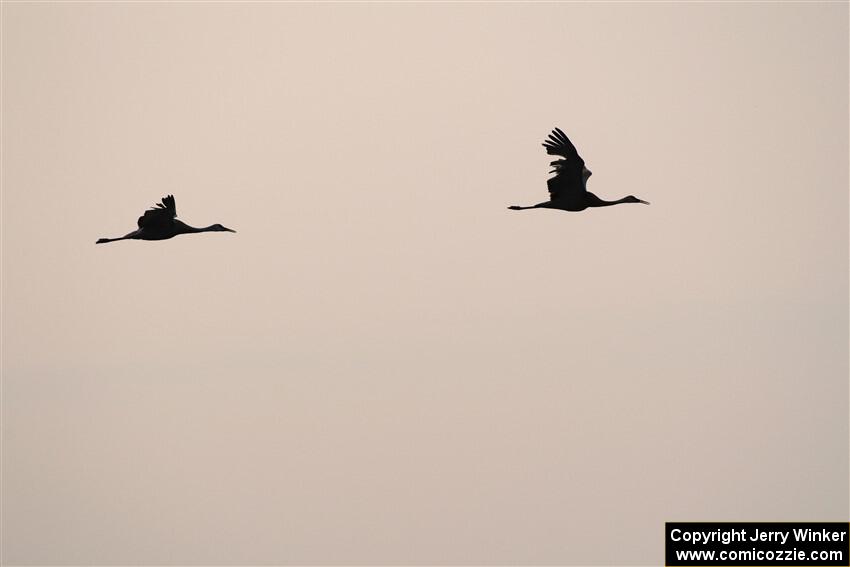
[508,127,649,212]
[96,195,235,244]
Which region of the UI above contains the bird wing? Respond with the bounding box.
[542,128,586,200]
[137,195,177,228]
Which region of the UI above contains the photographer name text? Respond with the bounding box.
[670,528,848,546]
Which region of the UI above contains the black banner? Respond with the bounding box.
[666,522,849,566]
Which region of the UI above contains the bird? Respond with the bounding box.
[508,127,649,212]
[96,195,235,244]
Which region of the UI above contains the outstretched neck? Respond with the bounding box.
[177,222,216,234]
[586,192,650,207]
[594,196,632,207]
[175,220,234,235]
[590,195,650,207]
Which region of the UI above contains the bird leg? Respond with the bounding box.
[96,230,140,244]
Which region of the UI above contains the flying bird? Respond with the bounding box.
[96,195,235,244]
[508,127,649,212]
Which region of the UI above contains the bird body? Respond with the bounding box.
[508,128,649,212]
[96,195,235,244]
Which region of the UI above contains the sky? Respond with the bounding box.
[2,2,848,565]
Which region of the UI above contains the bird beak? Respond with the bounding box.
[637,199,650,205]
[225,227,236,232]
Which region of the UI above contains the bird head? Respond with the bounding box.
[210,223,236,232]
[624,196,650,205]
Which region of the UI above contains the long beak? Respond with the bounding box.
[225,228,237,233]
[637,199,650,205]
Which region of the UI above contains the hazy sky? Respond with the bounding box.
[2,2,847,565]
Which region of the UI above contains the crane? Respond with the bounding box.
[96,195,235,244]
[508,128,649,212]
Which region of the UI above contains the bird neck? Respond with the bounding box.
[176,221,215,233]
[591,196,631,207]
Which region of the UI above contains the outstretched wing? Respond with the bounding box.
[542,128,587,201]
[137,195,177,229]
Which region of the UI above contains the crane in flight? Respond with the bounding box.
[508,127,649,212]
[96,195,235,244]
